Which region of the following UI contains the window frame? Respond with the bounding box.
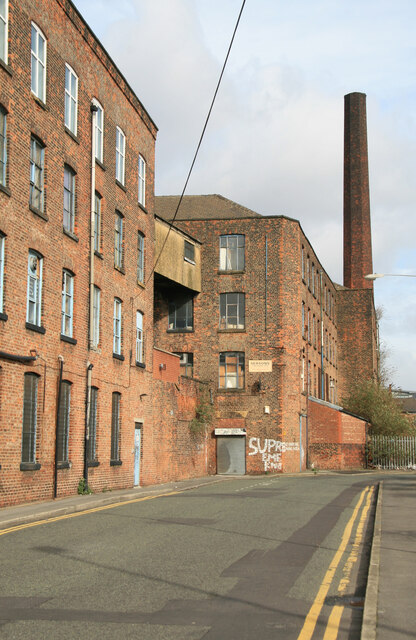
[21,373,39,464]
[184,240,195,263]
[64,63,78,135]
[176,352,194,378]
[87,386,98,462]
[61,269,74,338]
[0,233,4,314]
[63,165,76,233]
[31,22,47,103]
[114,211,123,270]
[111,392,121,462]
[219,234,245,272]
[26,250,43,327]
[115,126,125,185]
[30,137,45,213]
[0,0,8,64]
[137,231,145,284]
[94,192,101,253]
[168,296,193,331]
[138,154,146,207]
[113,297,122,355]
[219,292,245,330]
[136,310,144,364]
[57,380,71,463]
[92,99,104,163]
[92,285,100,347]
[0,105,6,187]
[219,352,245,390]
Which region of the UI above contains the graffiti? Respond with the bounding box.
[248,438,300,471]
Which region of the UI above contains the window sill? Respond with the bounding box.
[137,280,145,289]
[26,322,46,334]
[31,94,47,110]
[0,183,10,197]
[30,205,48,221]
[61,334,77,345]
[114,265,125,275]
[113,353,125,361]
[218,270,245,275]
[136,361,145,369]
[20,462,41,471]
[95,158,105,171]
[64,127,79,144]
[0,312,8,322]
[218,328,246,333]
[167,328,194,333]
[110,459,122,466]
[87,460,100,468]
[217,388,245,393]
[57,461,71,469]
[116,179,127,192]
[138,202,148,214]
[94,250,103,259]
[0,57,12,76]
[184,257,196,265]
[63,228,79,242]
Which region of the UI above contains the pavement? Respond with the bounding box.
[1,471,415,639]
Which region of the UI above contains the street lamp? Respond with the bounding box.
[364,273,416,280]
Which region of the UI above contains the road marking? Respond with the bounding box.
[323,605,344,640]
[296,485,371,640]
[0,491,180,537]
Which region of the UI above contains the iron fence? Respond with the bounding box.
[368,434,416,470]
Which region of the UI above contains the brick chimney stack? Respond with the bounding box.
[343,92,373,289]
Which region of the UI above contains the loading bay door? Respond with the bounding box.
[216,436,246,475]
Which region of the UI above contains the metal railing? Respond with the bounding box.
[368,435,416,469]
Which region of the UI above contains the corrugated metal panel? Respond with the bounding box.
[217,436,246,474]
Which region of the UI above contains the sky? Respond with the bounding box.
[74,0,416,391]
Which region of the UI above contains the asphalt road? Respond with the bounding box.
[0,473,378,639]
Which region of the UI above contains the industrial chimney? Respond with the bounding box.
[343,92,373,289]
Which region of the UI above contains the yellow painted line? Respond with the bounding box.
[323,605,344,640]
[0,491,180,537]
[296,485,370,640]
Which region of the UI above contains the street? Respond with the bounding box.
[0,474,377,639]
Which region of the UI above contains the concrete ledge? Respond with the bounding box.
[361,480,382,640]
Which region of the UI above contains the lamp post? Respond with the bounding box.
[365,273,416,280]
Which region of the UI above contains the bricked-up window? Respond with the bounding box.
[111,392,121,462]
[0,0,8,63]
[61,270,74,338]
[0,106,6,187]
[87,387,97,462]
[219,292,245,330]
[219,352,245,389]
[116,126,125,185]
[176,352,193,377]
[26,250,43,327]
[63,165,76,233]
[114,212,123,269]
[184,240,195,263]
[30,137,45,213]
[137,231,145,284]
[138,155,146,207]
[93,99,104,163]
[136,310,144,364]
[168,297,193,331]
[21,373,39,463]
[64,64,78,135]
[94,192,101,252]
[113,298,122,355]
[219,235,245,271]
[92,285,100,347]
[57,381,71,463]
[31,23,46,103]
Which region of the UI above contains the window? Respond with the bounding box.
[219,235,245,271]
[30,137,45,212]
[114,212,123,269]
[31,23,46,102]
[113,298,122,355]
[64,64,78,135]
[301,246,305,281]
[61,270,74,338]
[0,0,8,63]
[302,301,306,339]
[63,165,76,233]
[0,106,6,186]
[176,352,193,378]
[184,240,195,263]
[168,297,193,331]
[137,232,144,284]
[311,263,315,295]
[26,251,42,327]
[87,387,97,462]
[136,311,143,364]
[219,292,245,330]
[57,381,71,463]
[93,100,104,163]
[219,352,245,389]
[0,233,4,313]
[111,392,121,461]
[94,192,101,252]
[92,285,100,347]
[116,127,125,185]
[21,373,39,463]
[138,154,146,207]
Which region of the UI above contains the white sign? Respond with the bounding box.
[214,428,246,436]
[249,360,273,372]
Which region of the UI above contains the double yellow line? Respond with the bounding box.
[297,485,374,640]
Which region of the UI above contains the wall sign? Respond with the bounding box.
[214,428,247,436]
[249,360,273,372]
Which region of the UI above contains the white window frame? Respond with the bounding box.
[31,22,47,103]
[63,165,76,233]
[114,212,123,269]
[0,0,8,64]
[30,137,45,212]
[26,250,43,327]
[64,63,78,135]
[136,310,143,364]
[116,126,125,185]
[113,298,122,355]
[61,270,74,338]
[219,292,245,330]
[137,231,144,283]
[0,233,4,313]
[92,285,100,347]
[92,99,104,163]
[0,105,6,187]
[138,154,146,207]
[94,192,101,252]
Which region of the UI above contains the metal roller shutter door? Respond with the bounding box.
[217,436,246,474]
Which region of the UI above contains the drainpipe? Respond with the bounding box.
[89,102,98,349]
[54,355,64,498]
[84,363,94,490]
